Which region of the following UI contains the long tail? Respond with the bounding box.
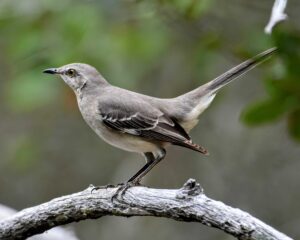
[204,47,277,94]
[174,48,277,132]
[173,49,276,154]
[181,47,277,100]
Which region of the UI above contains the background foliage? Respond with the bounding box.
[0,0,299,239]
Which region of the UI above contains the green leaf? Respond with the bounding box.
[263,77,300,99]
[273,27,300,76]
[241,97,299,126]
[288,109,300,141]
[263,78,285,98]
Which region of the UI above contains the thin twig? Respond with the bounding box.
[265,0,288,34]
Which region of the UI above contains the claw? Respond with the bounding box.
[90,183,124,194]
[111,181,141,202]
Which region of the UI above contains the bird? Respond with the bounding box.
[43,47,276,186]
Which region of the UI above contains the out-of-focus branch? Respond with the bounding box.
[265,0,288,34]
[0,179,293,240]
[0,204,79,240]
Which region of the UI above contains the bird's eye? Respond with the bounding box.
[66,69,76,77]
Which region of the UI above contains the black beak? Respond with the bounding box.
[43,68,59,74]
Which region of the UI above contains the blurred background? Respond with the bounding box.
[0,0,299,239]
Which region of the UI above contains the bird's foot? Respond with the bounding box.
[90,183,125,193]
[111,180,141,203]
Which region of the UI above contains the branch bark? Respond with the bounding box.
[0,204,80,240]
[0,179,293,240]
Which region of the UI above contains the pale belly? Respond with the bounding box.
[96,127,160,153]
[88,118,161,153]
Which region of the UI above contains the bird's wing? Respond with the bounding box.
[98,100,188,139]
[98,100,207,154]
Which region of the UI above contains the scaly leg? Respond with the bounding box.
[128,149,166,184]
[112,148,166,201]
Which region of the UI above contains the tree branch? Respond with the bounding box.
[0,179,293,240]
[0,204,80,240]
[265,0,288,34]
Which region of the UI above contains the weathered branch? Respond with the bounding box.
[0,204,80,240]
[0,179,293,240]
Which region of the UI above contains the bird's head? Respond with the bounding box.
[43,63,107,93]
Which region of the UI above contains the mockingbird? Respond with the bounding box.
[44,48,276,185]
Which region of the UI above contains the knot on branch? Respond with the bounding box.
[176,178,203,199]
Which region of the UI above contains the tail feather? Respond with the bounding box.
[181,47,277,101]
[170,49,276,154]
[205,47,277,94]
[173,140,209,155]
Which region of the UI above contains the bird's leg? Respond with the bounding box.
[127,152,156,184]
[110,152,155,201]
[128,149,166,184]
[91,183,125,193]
[112,149,166,201]
[90,153,155,194]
